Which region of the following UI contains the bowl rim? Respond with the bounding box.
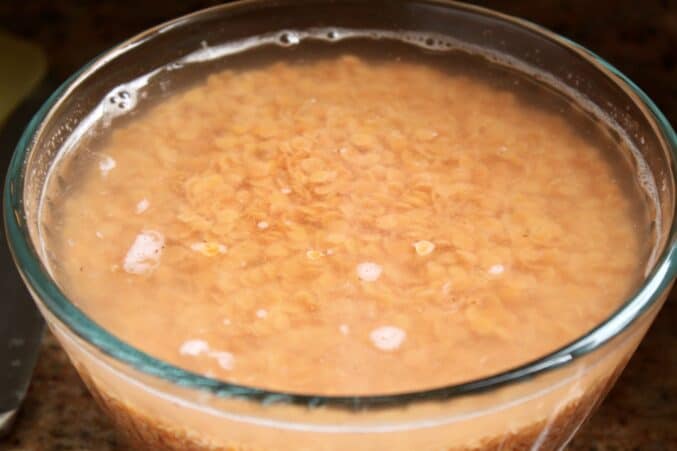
[4,0,677,410]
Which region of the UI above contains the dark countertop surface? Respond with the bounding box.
[0,1,675,449]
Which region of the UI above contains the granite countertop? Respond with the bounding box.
[0,1,675,449]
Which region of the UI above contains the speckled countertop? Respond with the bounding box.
[0,1,675,449]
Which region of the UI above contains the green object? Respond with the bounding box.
[0,31,46,126]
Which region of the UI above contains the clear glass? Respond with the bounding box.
[4,1,677,449]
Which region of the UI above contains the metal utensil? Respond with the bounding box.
[0,234,44,436]
[0,32,49,431]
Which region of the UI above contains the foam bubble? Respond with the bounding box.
[256,309,268,319]
[123,230,165,275]
[326,29,341,40]
[357,262,382,282]
[278,31,301,46]
[180,339,209,356]
[102,80,144,119]
[99,156,116,175]
[488,264,505,275]
[257,220,269,230]
[370,326,406,351]
[339,324,350,335]
[210,351,235,370]
[136,198,150,214]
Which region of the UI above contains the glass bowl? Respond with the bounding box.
[4,1,676,449]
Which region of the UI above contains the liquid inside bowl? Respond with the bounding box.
[38,31,658,396]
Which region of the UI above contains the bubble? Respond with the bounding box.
[326,29,340,40]
[370,326,406,351]
[99,155,116,175]
[278,31,301,46]
[210,351,234,370]
[166,62,184,71]
[136,198,150,214]
[107,89,135,112]
[123,230,165,275]
[488,264,505,275]
[357,262,382,282]
[180,339,209,356]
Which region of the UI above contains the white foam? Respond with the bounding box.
[180,339,209,356]
[488,264,505,275]
[370,326,406,351]
[357,262,382,282]
[99,155,116,175]
[123,230,165,275]
[95,231,103,239]
[257,220,269,230]
[256,309,268,319]
[339,324,350,335]
[209,351,235,370]
[101,77,147,125]
[136,198,150,214]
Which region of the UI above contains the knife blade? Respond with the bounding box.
[0,232,44,436]
[0,33,50,431]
